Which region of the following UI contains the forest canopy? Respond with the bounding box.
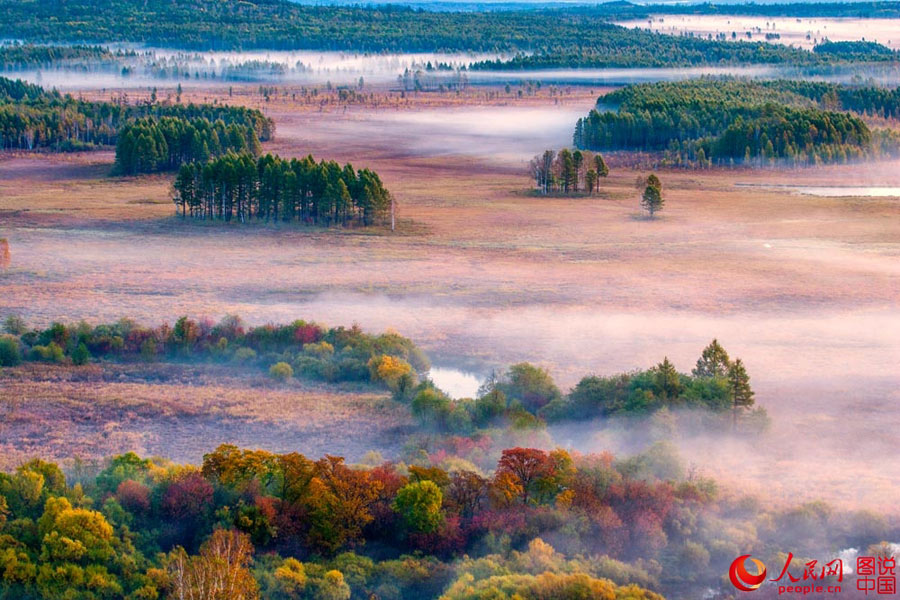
[0,441,890,599]
[575,78,900,167]
[114,116,261,175]
[0,0,871,69]
[0,76,273,152]
[0,43,124,71]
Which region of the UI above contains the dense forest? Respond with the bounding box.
[584,1,900,20]
[0,443,892,599]
[575,79,900,167]
[467,37,812,71]
[114,117,261,175]
[813,40,898,61]
[172,153,393,227]
[0,0,853,68]
[0,314,427,388]
[0,44,124,71]
[0,76,273,152]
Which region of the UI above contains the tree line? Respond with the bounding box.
[529,148,609,195]
[757,79,900,119]
[173,152,393,227]
[575,78,900,167]
[813,40,898,61]
[0,43,124,71]
[0,314,427,388]
[114,116,261,175]
[406,338,762,436]
[0,75,273,152]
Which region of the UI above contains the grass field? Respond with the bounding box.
[0,362,409,469]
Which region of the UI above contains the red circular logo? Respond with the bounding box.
[730,555,767,592]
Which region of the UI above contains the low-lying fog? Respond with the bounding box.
[13,49,507,89]
[736,183,900,197]
[275,105,588,162]
[11,48,900,90]
[615,15,900,50]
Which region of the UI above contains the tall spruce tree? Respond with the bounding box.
[693,339,731,378]
[655,357,682,400]
[728,358,755,429]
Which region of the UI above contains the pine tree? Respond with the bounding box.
[655,357,682,400]
[585,169,598,194]
[572,150,584,192]
[693,339,731,378]
[594,153,609,178]
[641,184,663,217]
[728,358,755,429]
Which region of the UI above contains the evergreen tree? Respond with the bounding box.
[654,357,682,399]
[641,177,663,217]
[728,358,755,428]
[585,169,598,194]
[594,153,609,178]
[693,339,731,378]
[572,150,584,192]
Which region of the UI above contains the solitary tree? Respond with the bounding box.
[642,185,663,217]
[728,358,755,429]
[641,174,664,217]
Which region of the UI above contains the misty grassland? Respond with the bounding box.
[0,8,899,589]
[1,83,898,512]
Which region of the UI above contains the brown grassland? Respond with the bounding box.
[1,84,898,509]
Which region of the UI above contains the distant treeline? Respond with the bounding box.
[0,0,869,69]
[468,38,813,71]
[813,40,898,61]
[0,75,273,152]
[114,117,261,175]
[575,78,900,167]
[173,152,393,227]
[588,1,900,19]
[0,314,428,388]
[0,43,124,70]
